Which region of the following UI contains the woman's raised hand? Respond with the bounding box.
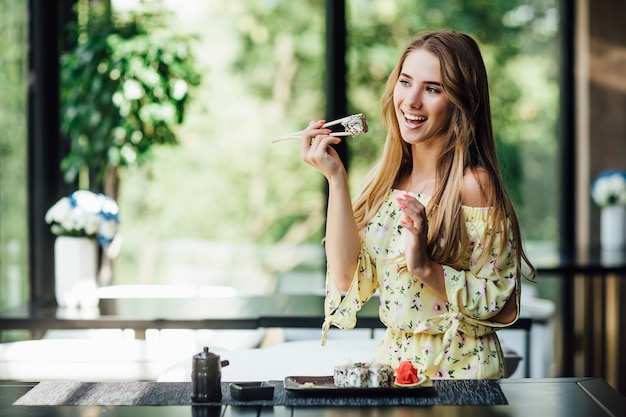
[396,193,431,272]
[300,119,345,180]
[395,193,446,298]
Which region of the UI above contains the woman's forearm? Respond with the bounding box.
[324,174,361,292]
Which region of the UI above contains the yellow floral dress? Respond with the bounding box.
[322,189,520,379]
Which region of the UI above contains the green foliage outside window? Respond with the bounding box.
[0,0,28,334]
[60,2,201,197]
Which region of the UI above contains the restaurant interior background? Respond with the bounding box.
[1,0,625,394]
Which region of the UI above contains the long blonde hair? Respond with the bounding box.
[353,30,535,281]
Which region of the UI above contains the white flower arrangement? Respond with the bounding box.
[45,190,120,245]
[590,170,626,207]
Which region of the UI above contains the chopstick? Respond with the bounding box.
[270,115,359,143]
[270,131,353,143]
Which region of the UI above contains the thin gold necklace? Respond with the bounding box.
[416,177,435,195]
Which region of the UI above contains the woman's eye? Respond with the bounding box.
[399,79,411,87]
[425,86,441,93]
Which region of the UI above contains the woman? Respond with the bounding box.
[300,30,535,379]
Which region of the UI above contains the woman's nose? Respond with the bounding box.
[405,89,422,109]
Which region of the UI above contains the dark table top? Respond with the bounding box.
[1,378,625,417]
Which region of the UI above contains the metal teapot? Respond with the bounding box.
[191,346,230,403]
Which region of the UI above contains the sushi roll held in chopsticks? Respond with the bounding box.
[341,113,368,136]
[270,113,369,143]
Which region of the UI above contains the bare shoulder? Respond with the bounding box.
[461,168,493,207]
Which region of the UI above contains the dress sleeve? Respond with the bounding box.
[321,239,379,345]
[443,214,520,325]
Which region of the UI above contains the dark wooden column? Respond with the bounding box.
[321,0,348,276]
[325,0,348,170]
[558,0,577,378]
[27,0,76,301]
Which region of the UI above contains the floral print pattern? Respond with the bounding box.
[322,190,520,379]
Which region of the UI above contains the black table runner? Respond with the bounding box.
[14,380,507,407]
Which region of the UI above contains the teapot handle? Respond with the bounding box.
[221,360,230,367]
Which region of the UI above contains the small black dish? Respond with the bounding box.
[229,381,274,401]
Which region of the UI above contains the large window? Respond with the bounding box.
[7,1,563,304]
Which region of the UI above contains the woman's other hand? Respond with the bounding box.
[396,193,430,270]
[396,193,447,299]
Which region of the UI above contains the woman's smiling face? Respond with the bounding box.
[393,48,453,146]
